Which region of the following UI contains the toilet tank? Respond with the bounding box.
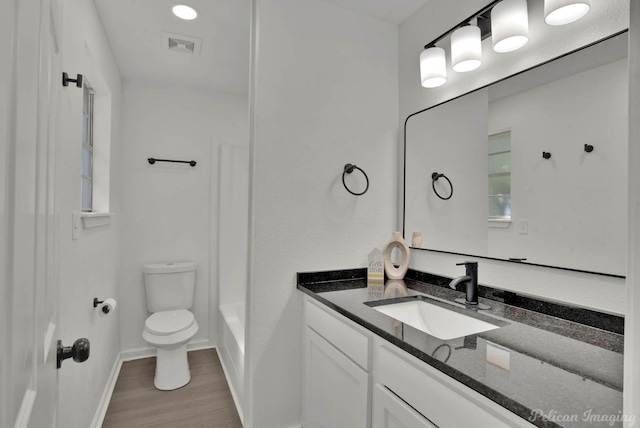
[143,262,196,312]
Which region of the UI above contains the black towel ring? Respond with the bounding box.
[431,172,453,200]
[342,164,369,196]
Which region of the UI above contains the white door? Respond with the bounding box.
[304,328,370,428]
[4,0,65,426]
[372,384,438,428]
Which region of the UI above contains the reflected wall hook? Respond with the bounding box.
[342,164,369,196]
[542,152,552,159]
[584,144,594,153]
[62,72,83,88]
[431,172,453,200]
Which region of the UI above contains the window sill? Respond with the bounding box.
[488,218,511,229]
[79,212,113,228]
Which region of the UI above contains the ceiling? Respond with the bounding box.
[94,0,251,94]
[94,0,429,94]
[320,0,429,24]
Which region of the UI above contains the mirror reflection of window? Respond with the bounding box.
[488,131,511,219]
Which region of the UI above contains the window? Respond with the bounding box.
[81,79,94,212]
[488,131,511,219]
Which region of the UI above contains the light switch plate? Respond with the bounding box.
[72,212,80,240]
[487,341,510,371]
[518,219,528,235]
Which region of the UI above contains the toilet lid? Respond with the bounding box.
[145,310,195,336]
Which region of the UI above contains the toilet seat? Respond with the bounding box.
[145,310,195,335]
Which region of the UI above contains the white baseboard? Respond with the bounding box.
[90,353,123,428]
[120,339,212,362]
[187,339,214,352]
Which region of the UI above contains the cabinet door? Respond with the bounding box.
[372,384,438,428]
[304,327,370,428]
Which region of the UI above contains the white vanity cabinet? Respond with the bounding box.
[302,295,536,428]
[303,296,372,428]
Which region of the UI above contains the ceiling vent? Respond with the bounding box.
[162,32,202,55]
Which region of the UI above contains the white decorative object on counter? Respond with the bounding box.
[368,248,384,300]
[383,232,410,280]
[411,232,422,248]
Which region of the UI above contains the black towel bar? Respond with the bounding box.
[148,158,196,167]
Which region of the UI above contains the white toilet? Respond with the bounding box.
[142,262,199,390]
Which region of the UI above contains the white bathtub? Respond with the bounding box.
[219,303,245,420]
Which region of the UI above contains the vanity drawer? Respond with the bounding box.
[375,343,535,428]
[304,297,371,370]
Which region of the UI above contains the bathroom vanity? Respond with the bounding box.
[298,269,623,428]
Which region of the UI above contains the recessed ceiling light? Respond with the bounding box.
[172,4,199,21]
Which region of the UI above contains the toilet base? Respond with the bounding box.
[154,344,191,390]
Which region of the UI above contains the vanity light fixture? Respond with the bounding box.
[544,0,590,26]
[420,47,447,88]
[451,25,482,72]
[172,3,199,21]
[491,0,529,53]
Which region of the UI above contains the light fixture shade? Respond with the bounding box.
[420,47,447,88]
[172,3,199,20]
[451,26,482,73]
[544,0,590,25]
[491,0,529,53]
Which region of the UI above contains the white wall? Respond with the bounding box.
[118,83,248,353]
[55,0,123,426]
[247,0,398,426]
[399,0,628,314]
[625,1,640,424]
[0,1,17,426]
[219,145,250,311]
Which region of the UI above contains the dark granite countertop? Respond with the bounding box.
[297,269,624,428]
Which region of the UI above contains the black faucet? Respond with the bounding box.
[449,261,490,310]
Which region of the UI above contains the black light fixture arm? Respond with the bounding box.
[148,158,197,167]
[342,163,369,196]
[422,0,500,49]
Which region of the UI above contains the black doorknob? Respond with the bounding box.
[57,338,90,369]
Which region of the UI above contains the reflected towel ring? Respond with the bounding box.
[342,164,369,196]
[431,172,453,200]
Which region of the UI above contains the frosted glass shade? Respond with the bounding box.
[451,26,482,73]
[420,47,447,88]
[491,0,529,53]
[545,0,590,25]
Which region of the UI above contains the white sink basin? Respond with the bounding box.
[372,299,501,340]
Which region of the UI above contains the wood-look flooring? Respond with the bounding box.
[102,348,243,428]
